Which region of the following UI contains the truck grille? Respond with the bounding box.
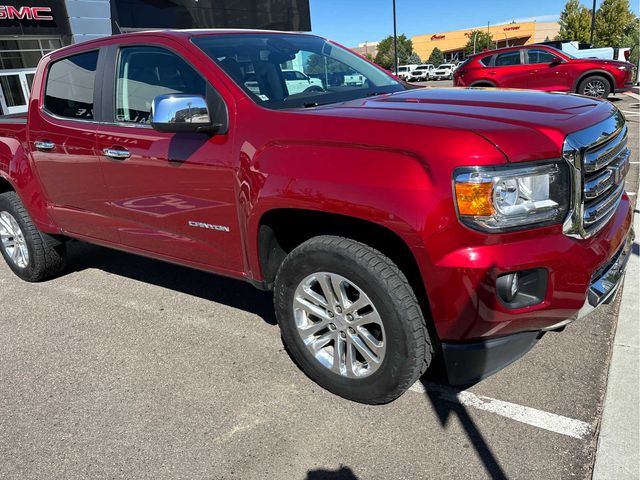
[563,111,630,238]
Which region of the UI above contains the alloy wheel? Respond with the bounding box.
[293,272,386,378]
[0,211,29,268]
[584,80,606,98]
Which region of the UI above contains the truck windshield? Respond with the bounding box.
[192,33,405,110]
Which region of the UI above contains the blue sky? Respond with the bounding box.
[309,0,640,47]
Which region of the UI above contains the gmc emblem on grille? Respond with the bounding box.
[609,154,630,184]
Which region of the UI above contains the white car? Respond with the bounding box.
[244,69,324,96]
[538,41,631,62]
[396,64,419,81]
[431,63,455,80]
[344,73,366,86]
[409,64,435,81]
[282,70,325,94]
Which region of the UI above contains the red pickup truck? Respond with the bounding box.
[0,30,634,404]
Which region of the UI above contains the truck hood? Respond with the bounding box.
[311,87,618,162]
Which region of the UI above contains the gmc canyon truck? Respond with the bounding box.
[0,30,634,404]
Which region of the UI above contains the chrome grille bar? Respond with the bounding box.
[583,126,628,173]
[563,111,630,239]
[583,183,625,227]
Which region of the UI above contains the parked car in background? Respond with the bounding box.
[409,64,435,81]
[537,40,631,62]
[282,70,325,94]
[344,72,366,86]
[432,63,455,80]
[397,64,419,81]
[454,45,635,98]
[0,30,634,405]
[246,69,325,96]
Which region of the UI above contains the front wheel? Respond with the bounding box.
[274,236,432,404]
[0,191,66,282]
[578,75,611,98]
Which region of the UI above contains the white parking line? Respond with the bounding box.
[409,381,592,440]
[621,110,640,115]
[624,91,640,100]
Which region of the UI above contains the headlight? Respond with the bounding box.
[453,162,570,232]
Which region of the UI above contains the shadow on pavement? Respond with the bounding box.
[64,241,505,479]
[64,241,278,325]
[419,377,508,480]
[306,466,358,480]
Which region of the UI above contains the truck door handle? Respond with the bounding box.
[103,148,131,160]
[34,140,55,151]
[488,71,496,75]
[530,69,539,74]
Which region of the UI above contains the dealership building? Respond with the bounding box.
[412,20,560,63]
[0,0,310,114]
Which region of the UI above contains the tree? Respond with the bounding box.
[621,17,639,77]
[463,30,494,56]
[558,0,592,43]
[595,0,635,46]
[374,34,413,70]
[363,53,375,62]
[427,47,444,66]
[407,51,422,64]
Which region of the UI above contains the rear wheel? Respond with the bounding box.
[274,235,432,404]
[0,191,66,282]
[578,75,611,98]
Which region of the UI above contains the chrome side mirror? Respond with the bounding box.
[150,94,218,133]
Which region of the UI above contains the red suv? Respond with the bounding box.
[453,45,635,98]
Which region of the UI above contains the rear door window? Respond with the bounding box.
[44,50,98,120]
[494,51,522,67]
[479,56,492,66]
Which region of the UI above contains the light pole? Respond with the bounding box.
[590,0,596,45]
[392,0,398,74]
[473,31,479,54]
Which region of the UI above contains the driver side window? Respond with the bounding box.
[527,49,557,64]
[115,46,206,124]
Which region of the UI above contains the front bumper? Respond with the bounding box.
[576,227,634,319]
[441,227,634,385]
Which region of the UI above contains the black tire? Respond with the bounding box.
[274,235,432,404]
[578,75,611,99]
[0,191,66,282]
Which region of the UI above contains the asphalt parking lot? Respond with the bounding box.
[1,92,638,480]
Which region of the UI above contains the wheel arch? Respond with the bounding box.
[574,69,615,93]
[257,208,439,335]
[0,174,15,194]
[470,80,497,87]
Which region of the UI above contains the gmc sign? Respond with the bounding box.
[0,5,53,20]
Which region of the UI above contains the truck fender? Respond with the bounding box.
[242,141,434,282]
[0,135,57,232]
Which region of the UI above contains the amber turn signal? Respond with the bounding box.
[455,182,494,216]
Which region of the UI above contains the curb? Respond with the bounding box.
[592,170,640,478]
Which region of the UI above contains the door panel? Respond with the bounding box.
[96,45,243,272]
[29,50,116,241]
[525,49,572,92]
[491,50,530,88]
